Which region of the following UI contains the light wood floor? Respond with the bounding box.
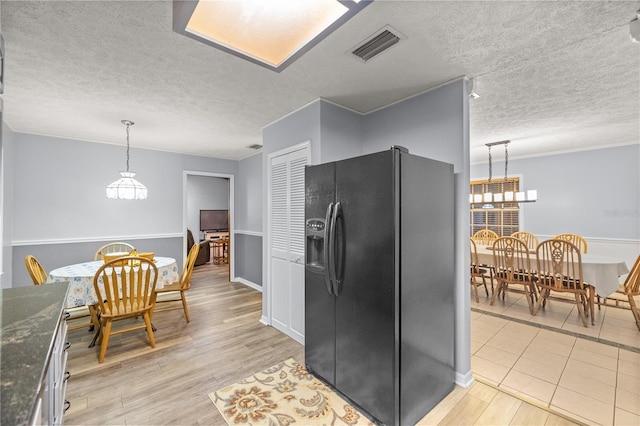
[64,264,579,425]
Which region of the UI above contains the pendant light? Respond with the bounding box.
[470,140,537,207]
[106,120,148,200]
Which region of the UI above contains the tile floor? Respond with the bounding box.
[471,309,640,425]
[472,286,640,351]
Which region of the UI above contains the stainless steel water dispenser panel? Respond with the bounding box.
[306,218,326,273]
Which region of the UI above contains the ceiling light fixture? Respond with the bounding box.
[172,0,371,72]
[470,140,537,208]
[468,77,480,99]
[106,120,148,200]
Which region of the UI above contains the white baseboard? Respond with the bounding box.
[260,315,269,326]
[455,370,475,388]
[233,277,262,292]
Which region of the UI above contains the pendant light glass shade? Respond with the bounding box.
[106,171,148,200]
[106,120,147,200]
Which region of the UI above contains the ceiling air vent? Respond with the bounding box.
[351,26,404,62]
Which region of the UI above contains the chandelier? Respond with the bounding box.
[470,140,537,207]
[106,120,148,200]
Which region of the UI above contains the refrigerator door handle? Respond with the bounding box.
[323,202,334,296]
[334,201,344,292]
[329,201,341,295]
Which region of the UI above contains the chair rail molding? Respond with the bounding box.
[234,230,262,237]
[12,232,183,246]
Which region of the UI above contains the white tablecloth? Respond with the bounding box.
[475,247,628,297]
[48,257,179,307]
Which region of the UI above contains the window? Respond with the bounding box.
[470,178,520,237]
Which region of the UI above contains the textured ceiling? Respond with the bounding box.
[1,0,639,162]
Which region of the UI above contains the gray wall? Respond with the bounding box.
[363,84,466,172]
[471,144,640,240]
[234,152,264,287]
[2,123,14,288]
[263,100,322,159]
[319,101,363,163]
[12,236,182,288]
[262,81,471,383]
[236,152,263,232]
[8,132,238,286]
[186,175,229,241]
[234,233,262,286]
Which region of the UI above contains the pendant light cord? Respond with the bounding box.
[125,122,130,172]
[504,142,508,181]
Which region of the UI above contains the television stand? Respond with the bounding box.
[204,231,229,241]
[204,231,230,264]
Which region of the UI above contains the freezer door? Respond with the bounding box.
[334,150,397,425]
[304,162,337,385]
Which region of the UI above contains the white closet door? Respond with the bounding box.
[269,144,310,344]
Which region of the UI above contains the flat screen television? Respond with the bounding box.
[200,209,228,232]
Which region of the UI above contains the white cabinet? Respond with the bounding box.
[34,314,70,426]
[51,319,70,425]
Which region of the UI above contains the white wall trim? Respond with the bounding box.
[233,277,262,292]
[12,232,183,246]
[455,371,475,388]
[234,230,263,237]
[260,315,269,326]
[537,235,640,245]
[470,141,639,165]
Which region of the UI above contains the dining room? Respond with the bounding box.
[467,143,640,425]
[469,142,639,337]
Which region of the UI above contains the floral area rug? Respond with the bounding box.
[209,358,375,426]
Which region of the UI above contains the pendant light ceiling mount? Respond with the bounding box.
[106,120,148,200]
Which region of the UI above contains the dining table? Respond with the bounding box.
[475,246,629,297]
[47,256,180,308]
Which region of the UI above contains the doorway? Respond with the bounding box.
[183,171,234,280]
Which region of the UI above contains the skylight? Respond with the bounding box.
[173,0,371,72]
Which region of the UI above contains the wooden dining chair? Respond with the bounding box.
[598,255,640,331]
[25,255,48,285]
[94,242,136,261]
[490,237,537,313]
[553,233,587,254]
[511,231,539,251]
[152,244,200,322]
[472,229,499,246]
[93,256,158,363]
[535,239,594,327]
[470,239,490,302]
[472,229,499,284]
[138,252,155,260]
[25,255,99,332]
[102,253,130,266]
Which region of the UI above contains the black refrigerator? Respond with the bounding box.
[305,146,454,426]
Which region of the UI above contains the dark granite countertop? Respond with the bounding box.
[1,282,69,426]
